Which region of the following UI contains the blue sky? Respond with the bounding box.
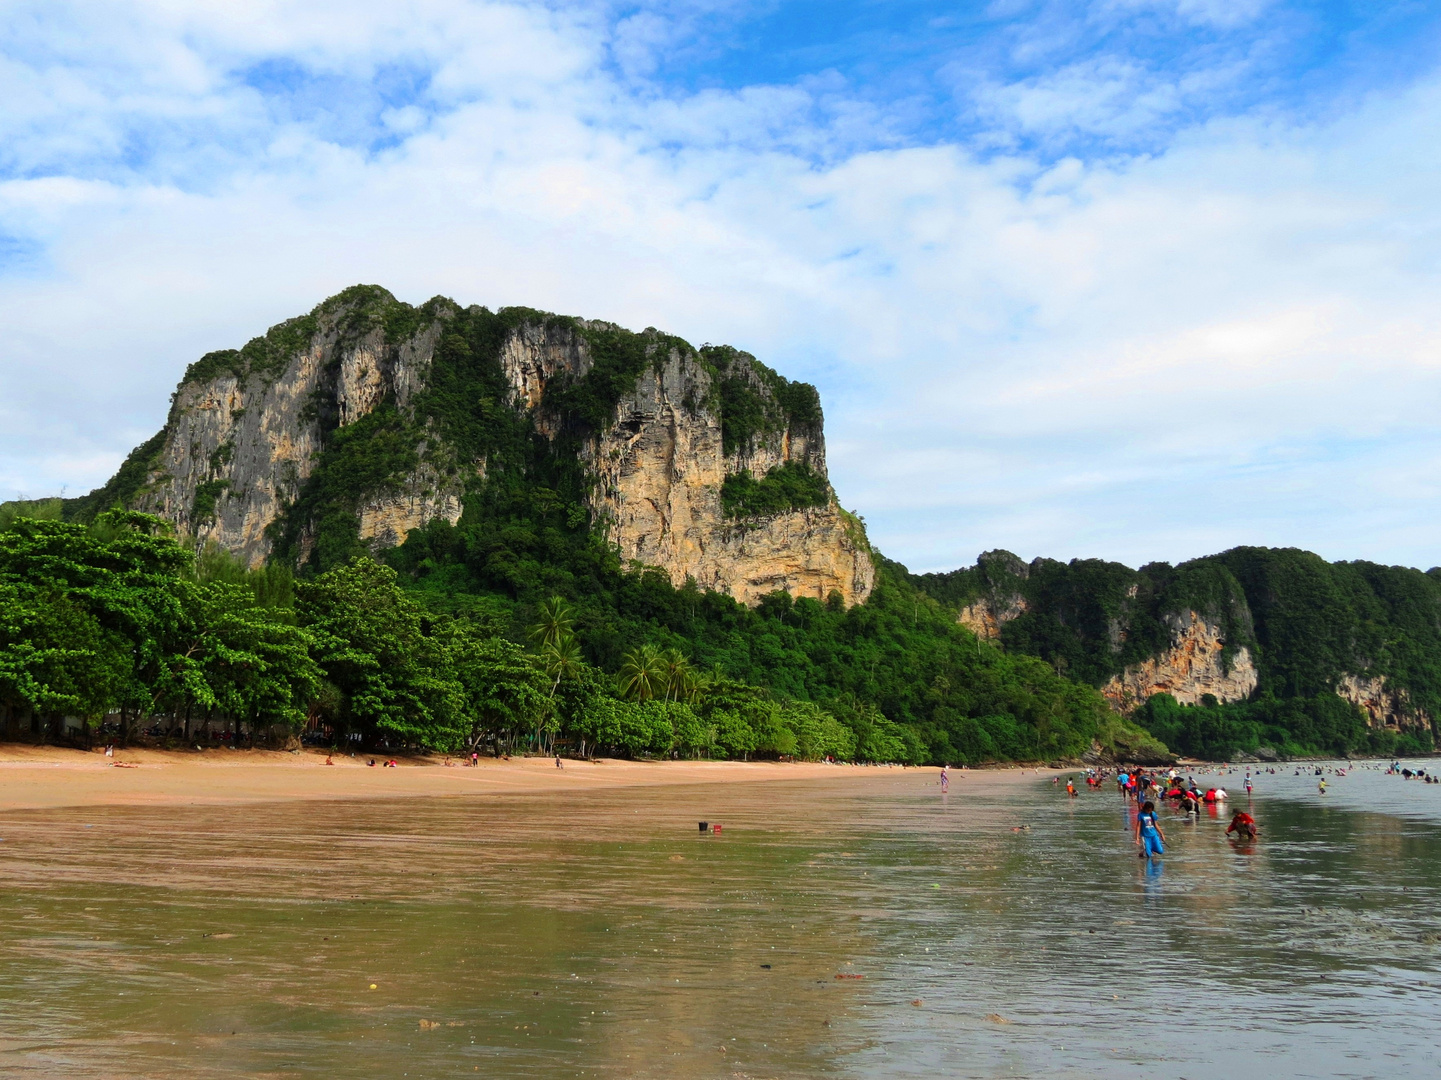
[2,0,1440,572]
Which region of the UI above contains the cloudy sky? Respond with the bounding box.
[2,0,1439,573]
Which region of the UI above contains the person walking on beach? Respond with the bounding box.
[1135,800,1166,859]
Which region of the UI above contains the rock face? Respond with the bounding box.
[583,343,872,606]
[957,593,1028,641]
[954,550,1030,640]
[133,309,460,566]
[1101,610,1258,710]
[113,287,873,606]
[1336,674,1431,732]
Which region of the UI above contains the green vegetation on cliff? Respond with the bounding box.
[0,510,1157,766]
[0,286,1161,764]
[721,462,830,518]
[912,546,1441,759]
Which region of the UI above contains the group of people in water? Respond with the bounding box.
[1389,762,1439,783]
[1035,757,1439,864]
[1053,765,1260,860]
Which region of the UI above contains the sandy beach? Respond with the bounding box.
[0,745,1044,812]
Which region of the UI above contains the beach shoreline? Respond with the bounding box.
[0,744,1049,812]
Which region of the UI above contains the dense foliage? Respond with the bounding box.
[913,547,1441,759]
[2,286,1169,763]
[721,462,831,518]
[390,511,1160,764]
[0,506,1154,764]
[0,513,317,743]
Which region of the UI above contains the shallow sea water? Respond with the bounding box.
[1,762,1440,1079]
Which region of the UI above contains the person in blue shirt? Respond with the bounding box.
[1134,800,1166,859]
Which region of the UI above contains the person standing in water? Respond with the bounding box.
[1318,776,1328,795]
[940,765,950,794]
[1135,800,1166,859]
[1245,772,1253,796]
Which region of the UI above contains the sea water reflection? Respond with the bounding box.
[1,765,1439,1079]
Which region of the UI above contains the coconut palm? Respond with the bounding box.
[528,596,576,652]
[535,634,583,753]
[618,644,666,703]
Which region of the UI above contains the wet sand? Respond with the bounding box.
[0,745,1038,811]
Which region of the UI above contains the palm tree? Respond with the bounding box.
[618,644,666,703]
[660,648,693,703]
[685,667,713,706]
[528,597,576,652]
[536,634,583,754]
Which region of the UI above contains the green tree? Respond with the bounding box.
[618,644,666,703]
[296,558,466,750]
[0,511,193,742]
[157,581,320,743]
[528,596,577,652]
[0,585,128,741]
[443,625,548,755]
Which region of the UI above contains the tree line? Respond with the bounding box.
[0,511,887,759]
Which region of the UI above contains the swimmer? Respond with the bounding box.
[1226,810,1258,840]
[1135,800,1166,859]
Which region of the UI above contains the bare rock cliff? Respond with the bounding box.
[581,344,871,606]
[1101,610,1258,710]
[116,287,873,606]
[1336,674,1431,733]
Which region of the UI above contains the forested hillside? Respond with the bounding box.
[0,508,1162,765]
[912,548,1441,759]
[9,286,1432,765]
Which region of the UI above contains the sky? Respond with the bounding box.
[2,0,1440,573]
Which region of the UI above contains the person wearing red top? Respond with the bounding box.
[1226,811,1258,840]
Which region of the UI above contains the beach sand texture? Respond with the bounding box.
[0,746,1041,811]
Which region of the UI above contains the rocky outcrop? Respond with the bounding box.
[1102,609,1258,711]
[132,309,451,567]
[957,593,1028,641]
[111,287,873,606]
[136,345,325,566]
[1336,674,1430,732]
[954,550,1030,640]
[577,344,871,606]
[357,460,465,552]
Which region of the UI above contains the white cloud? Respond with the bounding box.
[1,1,1439,575]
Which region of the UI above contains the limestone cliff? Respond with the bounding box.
[952,550,1030,641]
[131,301,461,566]
[1336,674,1431,733]
[1101,610,1258,710]
[924,551,1261,714]
[89,286,873,606]
[957,594,1028,641]
[581,342,871,605]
